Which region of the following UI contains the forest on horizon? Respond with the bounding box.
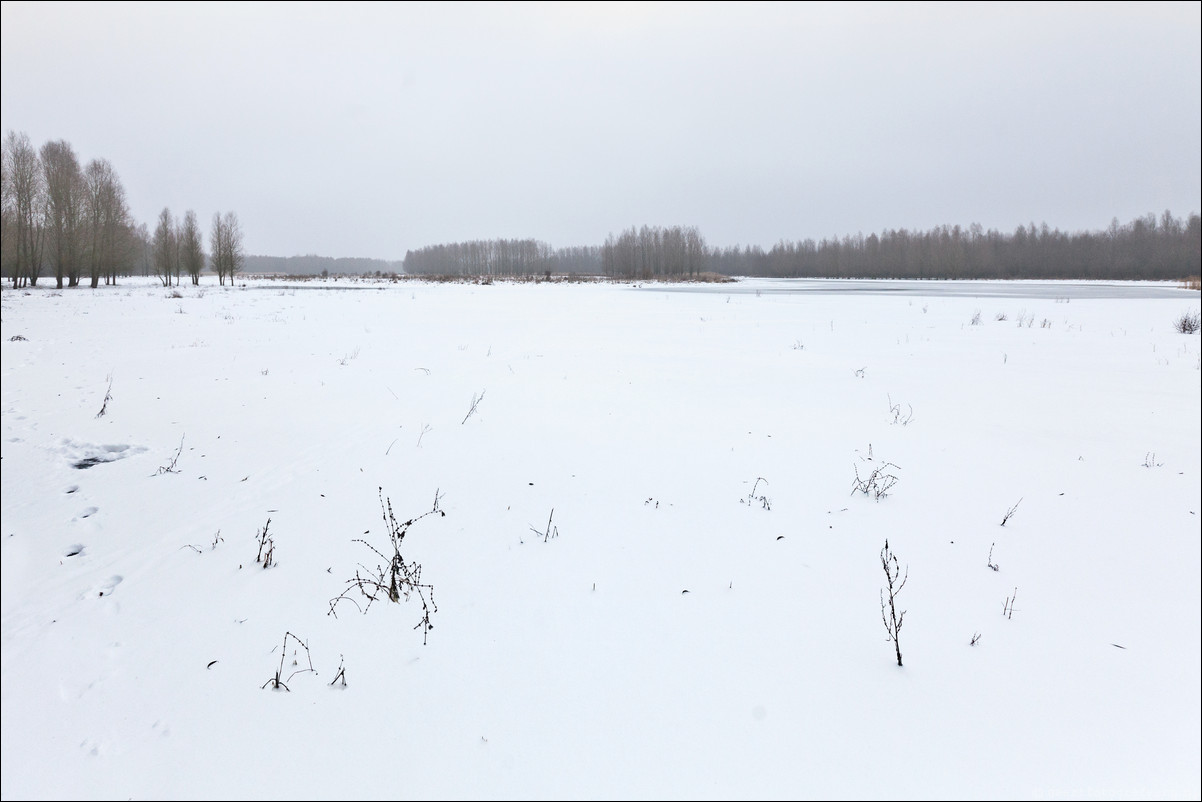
[403,211,1201,282]
[5,128,1198,285]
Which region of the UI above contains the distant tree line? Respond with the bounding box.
[403,238,602,276]
[601,225,708,279]
[1,129,244,288]
[705,213,1200,280]
[404,213,1199,281]
[244,254,403,277]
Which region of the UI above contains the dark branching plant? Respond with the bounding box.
[262,631,315,691]
[1000,497,1022,526]
[530,508,559,542]
[255,519,275,568]
[743,477,772,510]
[852,461,901,501]
[887,394,913,426]
[153,434,185,476]
[95,375,113,419]
[1003,587,1018,619]
[1174,309,1200,334]
[181,529,223,555]
[880,539,908,667]
[329,655,347,688]
[327,488,445,644]
[462,389,486,424]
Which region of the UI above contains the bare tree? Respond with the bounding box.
[3,131,45,287]
[210,210,244,286]
[82,158,132,287]
[224,211,243,283]
[130,221,151,277]
[40,140,86,288]
[0,155,12,281]
[179,210,204,285]
[209,212,226,285]
[152,207,177,287]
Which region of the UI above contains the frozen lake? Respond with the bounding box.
[648,277,1199,299]
[241,275,1201,301]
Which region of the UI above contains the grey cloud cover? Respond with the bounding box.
[2,0,1199,259]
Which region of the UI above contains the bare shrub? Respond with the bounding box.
[1174,310,1200,334]
[742,477,771,510]
[255,519,276,568]
[880,540,908,667]
[262,631,315,691]
[852,461,900,500]
[328,489,444,644]
[1000,498,1022,526]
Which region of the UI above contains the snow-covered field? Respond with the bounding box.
[2,277,1199,800]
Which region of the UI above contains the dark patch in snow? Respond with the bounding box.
[65,440,145,469]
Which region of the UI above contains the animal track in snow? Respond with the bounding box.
[82,575,123,600]
[75,507,99,520]
[64,544,85,557]
[61,439,146,470]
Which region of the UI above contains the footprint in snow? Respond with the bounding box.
[75,506,99,520]
[83,575,122,599]
[65,484,79,494]
[63,439,146,470]
[64,544,85,558]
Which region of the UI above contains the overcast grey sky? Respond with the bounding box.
[2,1,1199,259]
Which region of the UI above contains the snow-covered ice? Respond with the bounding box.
[2,276,1199,800]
